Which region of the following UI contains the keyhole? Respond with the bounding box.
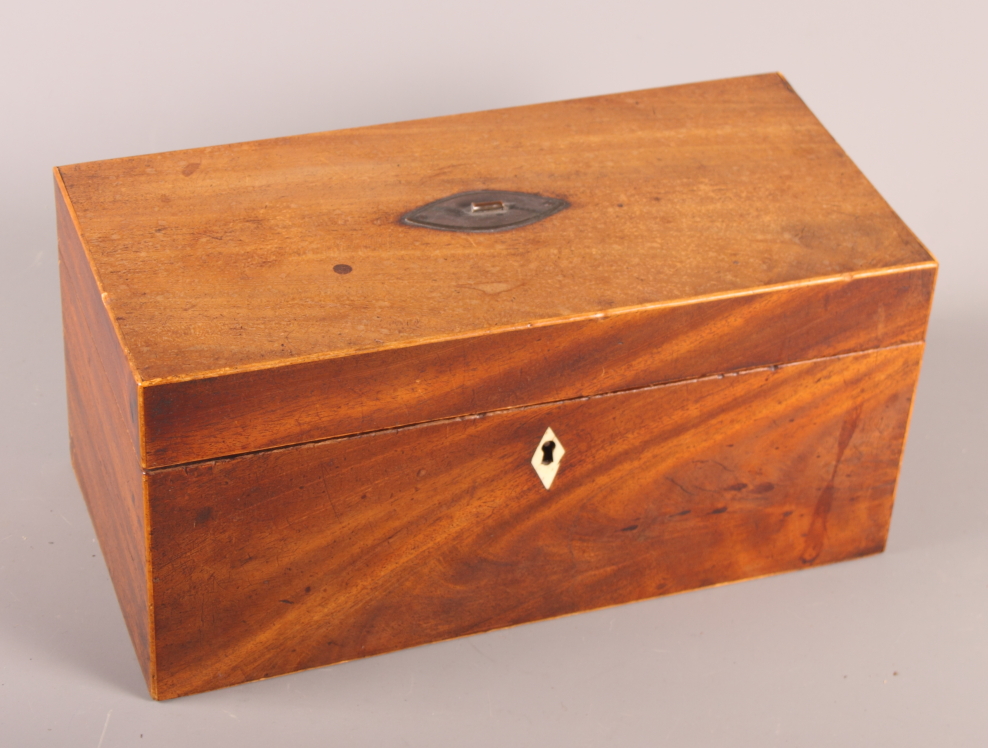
[541,441,556,465]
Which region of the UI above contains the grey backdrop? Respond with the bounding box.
[1,1,985,745]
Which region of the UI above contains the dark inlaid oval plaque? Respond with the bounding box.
[399,190,569,233]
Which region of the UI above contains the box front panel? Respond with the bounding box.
[148,343,921,699]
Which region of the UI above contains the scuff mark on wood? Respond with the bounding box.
[801,404,863,563]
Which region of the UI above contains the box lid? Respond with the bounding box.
[56,73,936,469]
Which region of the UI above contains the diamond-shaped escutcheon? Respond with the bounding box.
[531,427,565,489]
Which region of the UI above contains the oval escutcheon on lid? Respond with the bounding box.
[399,189,569,233]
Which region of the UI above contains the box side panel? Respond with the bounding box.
[58,179,153,693]
[148,343,922,699]
[143,264,935,468]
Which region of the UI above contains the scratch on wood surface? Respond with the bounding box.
[96,708,112,748]
[801,403,863,563]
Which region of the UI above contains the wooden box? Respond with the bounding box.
[56,73,936,699]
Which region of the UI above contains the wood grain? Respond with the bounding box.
[58,182,154,694]
[147,343,922,699]
[57,73,934,385]
[142,263,934,467]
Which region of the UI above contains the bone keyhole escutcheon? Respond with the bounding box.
[531,427,565,489]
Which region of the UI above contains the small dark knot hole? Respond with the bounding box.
[541,441,556,465]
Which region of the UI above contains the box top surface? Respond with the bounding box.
[58,73,933,384]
